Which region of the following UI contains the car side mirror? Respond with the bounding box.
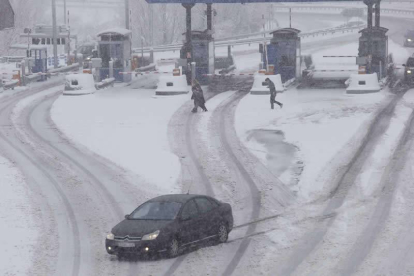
[125,214,130,219]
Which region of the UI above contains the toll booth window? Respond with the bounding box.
[61,38,65,45]
[57,39,60,45]
[41,38,46,45]
[47,38,51,45]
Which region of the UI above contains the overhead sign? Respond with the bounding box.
[0,0,15,30]
[146,0,358,3]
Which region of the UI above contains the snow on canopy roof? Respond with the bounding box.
[270,28,301,35]
[10,44,48,51]
[96,28,132,37]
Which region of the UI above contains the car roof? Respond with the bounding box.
[148,194,210,204]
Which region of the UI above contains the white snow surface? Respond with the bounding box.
[0,156,37,276]
[236,87,389,201]
[52,85,188,192]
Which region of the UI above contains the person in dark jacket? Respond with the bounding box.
[265,77,283,109]
[191,80,208,112]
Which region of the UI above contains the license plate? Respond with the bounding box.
[118,242,135,248]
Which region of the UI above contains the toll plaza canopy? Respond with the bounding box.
[146,0,360,3]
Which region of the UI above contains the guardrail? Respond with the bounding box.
[95,77,115,89]
[48,63,80,74]
[132,25,364,55]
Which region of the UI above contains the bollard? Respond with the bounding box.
[20,60,26,86]
[109,60,114,79]
[191,62,196,84]
[150,49,154,63]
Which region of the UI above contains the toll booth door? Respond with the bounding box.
[267,44,278,73]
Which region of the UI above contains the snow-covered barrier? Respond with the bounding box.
[2,79,19,90]
[155,75,189,95]
[346,73,381,94]
[63,74,96,96]
[95,77,115,89]
[250,74,285,95]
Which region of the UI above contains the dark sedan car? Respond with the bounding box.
[404,57,414,84]
[105,194,233,258]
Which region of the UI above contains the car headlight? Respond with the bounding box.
[106,233,114,240]
[142,230,160,241]
[408,39,412,42]
[408,70,412,74]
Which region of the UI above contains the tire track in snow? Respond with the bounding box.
[216,88,261,276]
[0,83,81,276]
[273,89,408,275]
[162,88,218,276]
[27,92,147,275]
[337,109,414,275]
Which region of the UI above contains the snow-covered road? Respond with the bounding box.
[3,9,414,276]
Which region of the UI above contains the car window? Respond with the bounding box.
[208,198,220,208]
[129,201,182,220]
[195,198,215,214]
[181,200,199,220]
[407,58,414,67]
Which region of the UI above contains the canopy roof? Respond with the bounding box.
[97,28,132,37]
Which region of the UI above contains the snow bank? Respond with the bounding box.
[64,74,96,96]
[52,86,189,192]
[0,156,37,275]
[155,75,189,95]
[346,73,381,94]
[250,74,284,95]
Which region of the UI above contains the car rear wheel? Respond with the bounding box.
[217,223,228,243]
[168,238,180,258]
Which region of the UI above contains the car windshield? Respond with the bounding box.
[407,58,414,67]
[129,201,182,220]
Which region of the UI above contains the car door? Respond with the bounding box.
[194,197,219,239]
[178,199,202,246]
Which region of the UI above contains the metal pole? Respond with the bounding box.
[207,4,212,31]
[150,5,153,46]
[125,0,130,30]
[290,8,292,28]
[64,0,67,25]
[52,0,58,68]
[262,14,265,37]
[375,0,380,27]
[67,10,70,65]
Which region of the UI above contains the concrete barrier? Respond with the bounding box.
[346,73,381,94]
[3,79,19,90]
[250,74,284,95]
[156,75,189,95]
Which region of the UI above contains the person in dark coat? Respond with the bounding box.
[265,77,283,109]
[191,80,208,112]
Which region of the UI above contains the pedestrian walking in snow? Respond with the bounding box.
[265,77,283,109]
[191,80,208,113]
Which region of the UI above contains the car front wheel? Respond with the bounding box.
[217,223,228,243]
[168,238,180,258]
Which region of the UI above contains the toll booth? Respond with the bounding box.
[358,27,388,78]
[181,30,214,84]
[266,28,301,83]
[97,28,132,82]
[10,44,48,81]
